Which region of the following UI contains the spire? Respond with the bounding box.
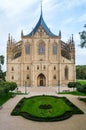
[25,0,57,37]
[41,0,43,16]
[11,36,12,44]
[72,34,74,43]
[8,33,10,41]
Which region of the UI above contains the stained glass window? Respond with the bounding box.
[25,45,30,54]
[53,43,57,54]
[65,66,68,80]
[38,43,45,54]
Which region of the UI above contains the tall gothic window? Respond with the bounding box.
[54,66,56,70]
[12,67,14,71]
[27,66,29,70]
[65,66,68,80]
[38,43,45,55]
[12,76,14,80]
[25,44,30,54]
[37,65,39,70]
[27,74,29,79]
[53,75,56,80]
[53,43,57,54]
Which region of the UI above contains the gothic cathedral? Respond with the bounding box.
[6,11,75,87]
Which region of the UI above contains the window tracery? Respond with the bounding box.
[53,43,57,54]
[38,42,45,55]
[25,44,30,54]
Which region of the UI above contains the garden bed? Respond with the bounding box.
[11,95,84,122]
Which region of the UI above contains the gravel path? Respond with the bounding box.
[0,87,86,130]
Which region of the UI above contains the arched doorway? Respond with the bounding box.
[37,74,46,86]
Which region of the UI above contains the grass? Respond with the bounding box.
[0,93,12,106]
[11,95,84,122]
[59,91,86,96]
[77,80,86,85]
[21,96,71,118]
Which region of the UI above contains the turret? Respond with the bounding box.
[7,33,13,62]
[68,34,75,63]
[7,33,10,45]
[21,30,23,39]
[59,30,61,39]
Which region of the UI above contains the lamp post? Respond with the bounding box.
[58,85,60,93]
[25,81,27,94]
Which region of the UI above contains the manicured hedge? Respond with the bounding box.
[68,81,86,94]
[20,111,72,122]
[11,95,84,122]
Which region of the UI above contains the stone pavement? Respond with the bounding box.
[0,87,86,130]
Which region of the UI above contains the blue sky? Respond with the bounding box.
[0,0,86,71]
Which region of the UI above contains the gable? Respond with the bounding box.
[24,14,57,37]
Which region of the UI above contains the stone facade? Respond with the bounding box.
[6,13,75,87]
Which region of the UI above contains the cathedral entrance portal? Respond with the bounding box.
[37,74,46,86]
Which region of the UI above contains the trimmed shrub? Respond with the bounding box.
[77,84,86,94]
[68,82,82,91]
[68,82,76,88]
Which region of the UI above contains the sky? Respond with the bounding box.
[0,0,86,71]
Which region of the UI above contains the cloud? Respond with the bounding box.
[0,0,37,18]
[76,13,86,23]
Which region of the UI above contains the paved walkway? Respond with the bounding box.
[0,87,86,130]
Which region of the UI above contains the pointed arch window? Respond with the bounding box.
[65,66,68,80]
[37,65,39,70]
[53,75,56,80]
[27,66,29,70]
[53,43,57,54]
[12,67,14,71]
[27,74,29,79]
[12,76,14,80]
[25,44,30,54]
[38,42,45,55]
[54,66,56,70]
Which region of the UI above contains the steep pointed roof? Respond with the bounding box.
[26,13,57,37]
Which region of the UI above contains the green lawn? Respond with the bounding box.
[11,95,84,122]
[59,91,86,96]
[21,96,71,118]
[77,80,86,85]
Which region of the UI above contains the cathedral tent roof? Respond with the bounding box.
[25,13,57,37]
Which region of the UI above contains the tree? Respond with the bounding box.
[76,65,86,79]
[0,55,4,81]
[79,24,86,48]
[0,55,4,65]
